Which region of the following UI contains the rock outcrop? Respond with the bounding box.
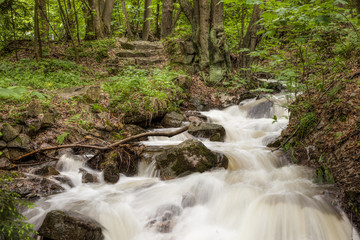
[188,122,226,142]
[38,210,104,240]
[156,139,228,179]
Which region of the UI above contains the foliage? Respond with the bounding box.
[57,132,69,145]
[0,173,36,240]
[0,58,93,90]
[103,66,184,114]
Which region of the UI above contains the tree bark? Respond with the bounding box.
[142,0,152,40]
[102,0,115,36]
[240,4,263,77]
[198,0,210,70]
[161,0,173,39]
[83,0,96,40]
[38,0,49,40]
[121,0,134,38]
[34,0,42,62]
[155,3,160,37]
[172,6,182,31]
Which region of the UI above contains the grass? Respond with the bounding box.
[0,58,93,90]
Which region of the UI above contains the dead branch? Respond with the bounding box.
[14,125,189,162]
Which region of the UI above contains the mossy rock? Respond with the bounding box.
[188,122,226,142]
[156,139,228,180]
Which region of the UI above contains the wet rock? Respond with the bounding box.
[27,99,42,118]
[265,135,282,148]
[7,134,30,149]
[0,157,11,169]
[161,112,185,128]
[33,165,60,176]
[0,140,6,149]
[103,161,119,183]
[247,100,274,119]
[147,204,182,233]
[8,176,64,199]
[121,124,148,141]
[38,210,104,240]
[156,139,228,180]
[181,193,196,208]
[53,175,74,188]
[2,123,19,142]
[188,122,226,142]
[80,168,99,183]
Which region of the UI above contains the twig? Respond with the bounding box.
[14,125,189,162]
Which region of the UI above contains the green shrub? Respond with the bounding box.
[0,173,36,240]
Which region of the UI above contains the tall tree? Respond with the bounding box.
[34,0,42,61]
[121,0,134,38]
[142,0,152,40]
[161,0,173,39]
[102,0,115,36]
[178,0,231,84]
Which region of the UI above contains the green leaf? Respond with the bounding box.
[57,132,70,145]
[314,15,331,25]
[0,86,28,100]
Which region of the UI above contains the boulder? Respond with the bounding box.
[2,123,19,142]
[161,112,185,128]
[41,113,55,128]
[103,161,120,183]
[38,210,104,240]
[2,148,26,160]
[33,165,60,176]
[0,157,11,169]
[7,134,31,149]
[27,99,43,117]
[147,204,182,233]
[8,176,64,199]
[247,100,274,119]
[80,168,99,183]
[25,118,42,136]
[59,86,101,103]
[0,140,6,149]
[188,122,226,142]
[156,139,228,180]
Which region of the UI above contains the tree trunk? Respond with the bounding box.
[121,0,134,38]
[240,4,263,77]
[172,6,182,31]
[177,0,230,83]
[34,0,42,62]
[83,0,96,40]
[38,0,49,40]
[93,0,105,38]
[198,0,210,70]
[155,3,160,38]
[142,0,152,40]
[102,0,115,36]
[161,0,173,39]
[354,0,360,17]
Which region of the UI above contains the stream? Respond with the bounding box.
[24,95,359,240]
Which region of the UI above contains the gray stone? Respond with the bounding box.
[80,168,99,183]
[181,41,196,55]
[247,100,274,119]
[188,122,226,142]
[41,113,55,128]
[2,148,25,160]
[27,99,43,117]
[33,165,60,176]
[59,86,101,103]
[181,193,196,208]
[25,118,42,136]
[0,140,6,149]
[53,175,74,188]
[2,123,19,142]
[120,40,163,50]
[8,176,64,199]
[103,161,119,183]
[39,210,104,240]
[7,134,31,149]
[156,139,228,180]
[0,157,11,169]
[147,204,182,233]
[161,112,185,128]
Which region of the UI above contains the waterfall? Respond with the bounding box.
[24,94,359,240]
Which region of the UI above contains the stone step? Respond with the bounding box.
[120,40,164,50]
[115,49,164,58]
[119,56,166,65]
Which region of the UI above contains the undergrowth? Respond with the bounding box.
[103,66,185,114]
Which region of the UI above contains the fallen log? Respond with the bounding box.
[14,125,189,162]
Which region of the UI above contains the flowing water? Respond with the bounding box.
[25,95,359,240]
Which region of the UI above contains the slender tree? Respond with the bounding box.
[34,0,42,61]
[161,0,173,39]
[121,0,134,38]
[142,0,152,40]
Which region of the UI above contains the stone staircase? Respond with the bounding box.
[116,40,167,66]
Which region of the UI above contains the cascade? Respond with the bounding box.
[24,95,359,240]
